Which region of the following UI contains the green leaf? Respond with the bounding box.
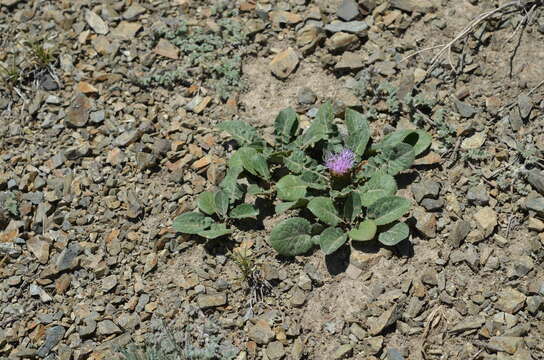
[376,129,432,156]
[307,197,342,226]
[238,147,271,180]
[197,191,216,215]
[269,217,314,256]
[367,196,411,225]
[229,203,259,219]
[198,223,233,239]
[358,173,397,207]
[219,167,244,202]
[275,198,308,214]
[218,120,262,145]
[247,184,272,196]
[173,212,214,234]
[284,150,328,185]
[319,227,348,255]
[276,175,307,201]
[302,102,332,146]
[214,190,229,218]
[343,191,362,222]
[378,222,409,246]
[348,219,377,241]
[275,107,299,145]
[345,108,370,157]
[367,143,415,176]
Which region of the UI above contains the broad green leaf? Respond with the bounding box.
[348,219,377,241]
[367,196,411,225]
[227,150,244,174]
[367,143,415,176]
[284,150,328,186]
[173,212,214,234]
[238,147,271,180]
[276,175,307,201]
[197,191,216,215]
[274,107,299,144]
[214,190,229,218]
[302,102,332,146]
[198,224,233,239]
[229,203,259,219]
[319,227,348,255]
[269,217,314,256]
[378,222,409,246]
[247,184,272,196]
[275,198,308,214]
[218,120,262,145]
[343,191,362,222]
[358,173,397,207]
[219,170,244,202]
[345,108,370,156]
[307,197,342,226]
[375,129,432,156]
[300,170,328,189]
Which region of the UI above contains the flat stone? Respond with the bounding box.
[326,32,359,52]
[97,320,122,336]
[26,236,49,264]
[496,288,526,314]
[85,10,109,35]
[36,326,65,358]
[270,48,299,79]
[526,296,543,314]
[269,10,303,28]
[390,0,436,13]
[461,132,486,150]
[473,207,497,238]
[369,304,398,335]
[332,344,353,359]
[324,20,368,34]
[526,197,544,214]
[248,319,275,345]
[153,38,179,59]
[517,94,532,119]
[29,283,52,302]
[509,255,534,278]
[197,293,227,309]
[413,207,436,238]
[335,51,365,71]
[467,184,489,205]
[65,94,91,128]
[527,170,544,194]
[122,3,146,20]
[448,220,471,248]
[527,217,544,231]
[77,81,98,95]
[386,348,405,360]
[421,198,444,211]
[136,152,158,170]
[337,0,359,21]
[366,336,383,354]
[56,242,82,272]
[101,275,117,292]
[449,316,485,333]
[454,99,477,118]
[411,181,440,203]
[143,252,158,273]
[266,341,285,360]
[488,336,523,354]
[112,21,142,40]
[298,87,317,105]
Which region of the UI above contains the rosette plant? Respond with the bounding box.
[173,102,431,257]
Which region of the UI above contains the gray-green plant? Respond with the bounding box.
[0,57,23,91]
[173,102,431,257]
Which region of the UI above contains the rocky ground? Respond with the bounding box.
[1,0,544,359]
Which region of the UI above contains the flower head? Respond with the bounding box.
[324,148,355,176]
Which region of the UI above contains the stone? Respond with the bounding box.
[386,348,405,360]
[326,32,359,52]
[366,336,383,354]
[269,10,303,28]
[85,10,109,35]
[390,0,436,13]
[496,288,526,314]
[488,336,523,354]
[467,184,489,205]
[449,317,485,333]
[473,207,497,238]
[197,293,227,309]
[461,132,486,150]
[65,94,91,128]
[143,252,158,273]
[123,3,146,20]
[266,341,285,360]
[448,220,471,248]
[411,181,440,203]
[248,319,275,345]
[332,344,353,359]
[527,170,544,194]
[270,48,299,79]
[454,99,477,118]
[517,94,532,120]
[413,208,436,238]
[369,304,398,335]
[526,197,544,214]
[101,275,118,292]
[30,283,52,302]
[26,236,49,264]
[296,25,323,53]
[153,39,179,59]
[291,338,304,360]
[115,129,141,147]
[421,198,444,211]
[56,242,82,271]
[526,296,543,314]
[112,21,142,40]
[298,87,317,105]
[324,20,368,34]
[337,0,359,21]
[97,320,122,336]
[528,217,544,231]
[335,51,365,71]
[36,326,65,357]
[77,81,98,95]
[136,152,158,170]
[509,256,534,278]
[290,286,306,307]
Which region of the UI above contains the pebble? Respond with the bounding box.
[517,94,532,119]
[266,341,285,360]
[454,99,477,118]
[153,38,179,59]
[473,207,497,238]
[496,288,526,314]
[324,20,368,34]
[36,326,65,358]
[270,48,299,79]
[297,87,317,105]
[526,196,544,214]
[336,0,359,21]
[326,32,359,52]
[413,207,436,238]
[332,344,353,359]
[369,304,398,335]
[386,348,405,360]
[248,319,275,345]
[197,293,227,309]
[85,10,109,35]
[411,181,440,203]
[65,94,91,128]
[461,132,486,150]
[527,170,544,194]
[97,320,122,336]
[488,336,523,354]
[467,184,489,205]
[26,236,50,264]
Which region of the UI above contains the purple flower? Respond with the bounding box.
[324,148,355,176]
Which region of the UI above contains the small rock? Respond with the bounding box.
[335,51,365,71]
[526,197,544,215]
[411,181,440,203]
[527,170,544,194]
[366,336,383,354]
[386,348,405,360]
[509,256,534,278]
[197,293,227,309]
[337,0,359,21]
[115,129,141,147]
[65,94,91,128]
[101,275,118,292]
[112,21,142,40]
[136,152,158,170]
[324,20,368,34]
[122,3,146,20]
[290,286,306,307]
[413,208,436,238]
[454,99,477,118]
[467,184,489,205]
[248,319,275,345]
[36,326,65,357]
[332,344,353,359]
[153,39,179,59]
[26,236,49,264]
[517,94,532,120]
[488,336,523,355]
[526,296,543,314]
[30,283,52,302]
[270,48,299,79]
[496,288,526,314]
[473,207,497,238]
[461,132,486,150]
[448,220,471,248]
[298,87,317,105]
[266,341,285,360]
[527,217,544,232]
[143,252,158,273]
[97,320,122,336]
[369,304,398,335]
[56,242,82,271]
[449,317,485,333]
[85,10,109,35]
[420,198,444,211]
